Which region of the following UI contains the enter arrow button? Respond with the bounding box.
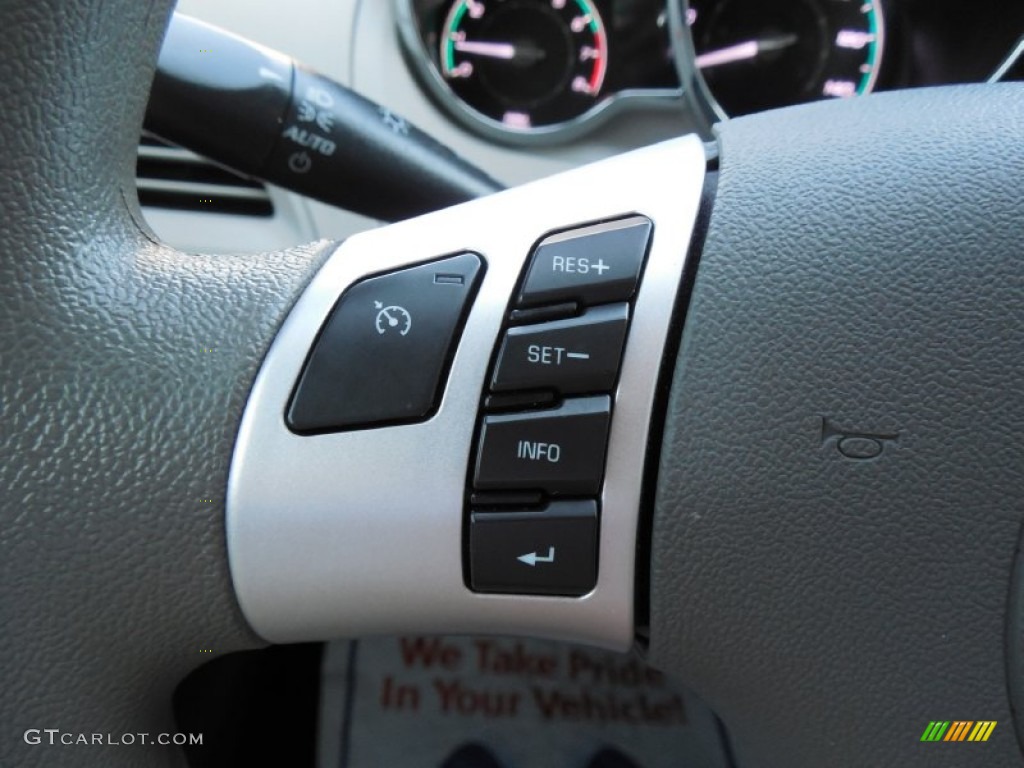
[517,547,556,566]
[468,501,597,596]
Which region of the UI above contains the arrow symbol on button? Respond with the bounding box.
[517,547,556,566]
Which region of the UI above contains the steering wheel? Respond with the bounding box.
[3,2,1022,767]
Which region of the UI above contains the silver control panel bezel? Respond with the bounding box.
[227,135,707,650]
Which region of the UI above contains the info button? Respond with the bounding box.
[473,396,611,495]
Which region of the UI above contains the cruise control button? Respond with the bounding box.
[517,216,652,308]
[469,501,598,596]
[287,253,482,432]
[473,396,611,495]
[491,304,628,395]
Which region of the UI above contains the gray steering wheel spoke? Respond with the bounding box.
[3,1,1023,767]
[227,135,708,649]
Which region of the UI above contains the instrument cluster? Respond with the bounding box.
[396,0,1024,144]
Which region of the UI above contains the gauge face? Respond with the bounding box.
[687,0,884,116]
[439,0,609,130]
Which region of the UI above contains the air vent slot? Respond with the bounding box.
[136,134,274,217]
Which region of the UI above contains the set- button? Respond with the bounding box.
[491,304,628,395]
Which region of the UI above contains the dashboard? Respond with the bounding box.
[152,0,1022,247]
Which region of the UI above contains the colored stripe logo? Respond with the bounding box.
[921,721,996,742]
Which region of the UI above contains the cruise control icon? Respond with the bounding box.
[374,302,412,336]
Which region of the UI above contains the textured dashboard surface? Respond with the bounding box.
[649,85,1024,767]
[0,1,331,766]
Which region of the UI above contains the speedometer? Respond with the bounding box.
[686,0,885,117]
[439,0,609,130]
[397,0,683,144]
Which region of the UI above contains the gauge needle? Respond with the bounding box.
[989,36,1024,82]
[454,39,546,64]
[696,34,798,69]
[454,40,517,60]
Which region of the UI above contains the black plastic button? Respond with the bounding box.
[469,501,598,596]
[474,396,611,495]
[483,390,558,413]
[491,304,629,395]
[287,253,482,432]
[507,302,578,326]
[517,216,652,308]
[469,490,545,508]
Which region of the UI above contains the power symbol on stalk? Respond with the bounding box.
[374,301,412,336]
[288,151,312,174]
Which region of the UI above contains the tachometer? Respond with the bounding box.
[686,0,885,117]
[439,0,609,130]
